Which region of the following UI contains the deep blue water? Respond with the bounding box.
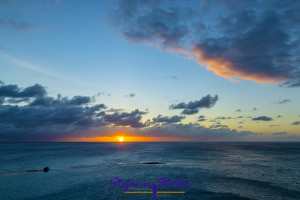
[0,142,300,200]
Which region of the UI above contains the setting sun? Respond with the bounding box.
[118,137,124,142]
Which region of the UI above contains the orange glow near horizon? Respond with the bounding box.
[56,134,194,142]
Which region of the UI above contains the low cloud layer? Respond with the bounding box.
[0,81,148,141]
[273,132,287,135]
[110,0,300,87]
[0,81,298,142]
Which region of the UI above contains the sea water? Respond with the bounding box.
[0,142,299,200]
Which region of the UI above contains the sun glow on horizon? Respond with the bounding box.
[57,134,194,142]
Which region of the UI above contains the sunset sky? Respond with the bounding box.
[1,0,300,142]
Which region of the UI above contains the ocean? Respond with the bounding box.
[0,142,299,200]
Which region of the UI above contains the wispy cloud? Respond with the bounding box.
[272,99,291,104]
[124,93,136,98]
[0,53,89,86]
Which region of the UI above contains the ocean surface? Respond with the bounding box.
[0,142,299,200]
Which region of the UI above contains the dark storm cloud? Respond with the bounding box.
[153,115,185,124]
[6,97,30,104]
[169,95,218,115]
[292,121,300,125]
[29,95,93,107]
[0,97,4,105]
[110,0,300,87]
[252,116,273,121]
[0,82,149,141]
[0,82,46,97]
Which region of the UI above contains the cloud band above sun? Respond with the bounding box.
[1,80,298,142]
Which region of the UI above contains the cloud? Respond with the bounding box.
[152,114,185,124]
[0,83,46,98]
[169,94,218,115]
[6,98,30,104]
[110,0,300,87]
[269,125,280,127]
[273,132,287,135]
[209,124,229,129]
[0,18,34,31]
[0,81,149,141]
[1,81,298,142]
[236,109,242,112]
[99,109,147,128]
[29,95,93,107]
[277,115,283,118]
[292,121,300,125]
[215,116,232,120]
[0,97,4,105]
[142,122,257,141]
[0,1,35,32]
[0,54,89,86]
[124,93,136,98]
[167,75,179,80]
[198,115,206,121]
[252,116,273,121]
[252,107,257,111]
[273,99,291,104]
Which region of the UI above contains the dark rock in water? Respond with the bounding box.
[142,162,165,164]
[24,167,50,173]
[43,167,50,172]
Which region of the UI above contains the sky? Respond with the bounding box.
[0,0,300,142]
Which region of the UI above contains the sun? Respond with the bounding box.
[118,137,124,142]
